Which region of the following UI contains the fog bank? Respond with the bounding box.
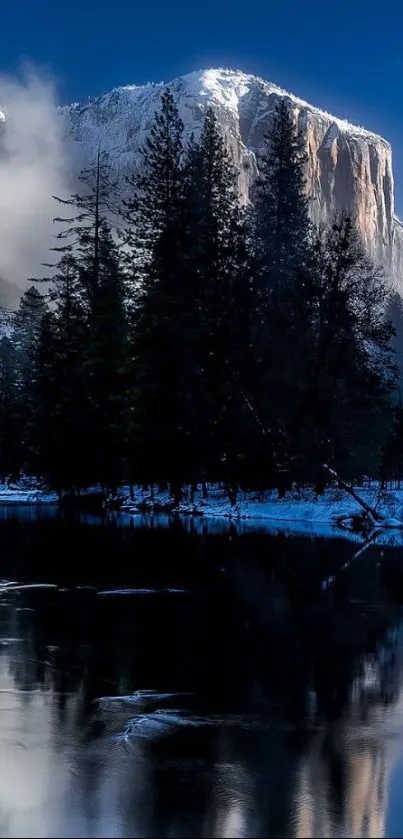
[0,70,71,289]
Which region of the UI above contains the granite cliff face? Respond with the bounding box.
[60,69,401,284]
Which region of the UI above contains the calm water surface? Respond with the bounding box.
[0,507,403,836]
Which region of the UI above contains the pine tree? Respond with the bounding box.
[28,254,91,491]
[385,291,403,396]
[26,311,58,484]
[381,401,403,487]
[0,335,20,481]
[85,220,128,493]
[183,108,260,494]
[122,89,190,498]
[295,217,395,482]
[13,285,48,401]
[250,99,314,492]
[254,97,311,285]
[12,286,48,470]
[28,154,128,493]
[52,149,117,306]
[123,88,185,292]
[14,286,47,357]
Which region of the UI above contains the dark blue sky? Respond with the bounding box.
[3,0,403,209]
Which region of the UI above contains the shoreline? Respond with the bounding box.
[2,482,403,545]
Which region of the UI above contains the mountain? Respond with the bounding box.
[0,277,23,334]
[61,68,401,284]
[0,276,23,311]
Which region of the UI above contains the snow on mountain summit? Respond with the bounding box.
[62,68,388,148]
[179,68,387,142]
[60,67,390,173]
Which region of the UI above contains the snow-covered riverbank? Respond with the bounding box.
[117,483,403,529]
[0,482,58,504]
[3,480,403,545]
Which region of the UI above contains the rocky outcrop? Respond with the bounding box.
[60,68,401,286]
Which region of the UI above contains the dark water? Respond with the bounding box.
[1,507,403,836]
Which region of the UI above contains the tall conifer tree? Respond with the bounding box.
[184,107,259,493]
[122,89,189,497]
[254,98,311,284]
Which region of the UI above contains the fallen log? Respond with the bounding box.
[323,464,385,527]
[323,464,403,530]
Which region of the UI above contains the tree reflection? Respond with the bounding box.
[0,524,403,836]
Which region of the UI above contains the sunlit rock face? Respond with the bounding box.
[59,68,401,287]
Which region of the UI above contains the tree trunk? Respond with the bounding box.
[171,481,182,506]
[315,473,326,496]
[225,483,238,506]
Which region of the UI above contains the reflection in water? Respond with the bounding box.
[0,510,402,835]
[294,721,387,838]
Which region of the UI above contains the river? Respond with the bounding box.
[0,505,403,837]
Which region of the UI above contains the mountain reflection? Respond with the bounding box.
[0,517,402,836]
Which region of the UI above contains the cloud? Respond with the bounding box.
[0,68,70,288]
